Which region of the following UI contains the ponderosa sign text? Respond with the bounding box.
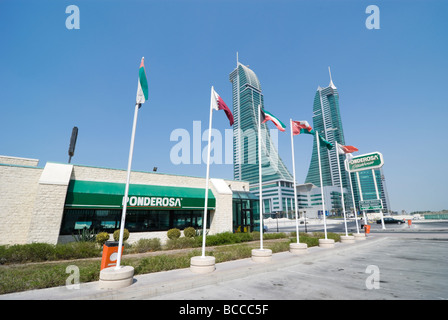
[123,196,182,208]
[345,152,384,172]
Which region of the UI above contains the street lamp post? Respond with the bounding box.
[304,210,307,233]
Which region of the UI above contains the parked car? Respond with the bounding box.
[377,217,406,224]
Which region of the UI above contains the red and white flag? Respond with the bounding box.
[337,144,358,154]
[260,108,286,132]
[211,87,234,126]
[291,120,313,135]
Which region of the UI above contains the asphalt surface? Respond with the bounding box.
[149,233,448,300]
[1,225,447,302]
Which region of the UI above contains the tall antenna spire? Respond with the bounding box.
[236,52,239,66]
[328,66,336,89]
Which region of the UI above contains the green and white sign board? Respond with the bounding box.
[345,152,384,172]
[359,199,383,210]
[64,180,216,210]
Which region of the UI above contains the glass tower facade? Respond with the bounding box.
[351,168,390,213]
[229,62,293,185]
[304,73,390,213]
[305,79,349,190]
[229,62,294,215]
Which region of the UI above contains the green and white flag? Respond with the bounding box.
[260,108,286,131]
[317,132,333,150]
[136,57,149,105]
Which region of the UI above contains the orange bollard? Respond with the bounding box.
[100,241,124,270]
[364,225,371,234]
[408,219,412,228]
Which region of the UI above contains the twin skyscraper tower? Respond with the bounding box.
[229,59,390,217]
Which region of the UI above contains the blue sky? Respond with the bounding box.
[1,0,447,213]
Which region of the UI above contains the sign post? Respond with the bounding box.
[346,152,384,172]
[355,172,368,228]
[345,152,386,230]
[359,199,383,211]
[371,168,386,229]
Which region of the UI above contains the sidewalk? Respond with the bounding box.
[0,236,383,300]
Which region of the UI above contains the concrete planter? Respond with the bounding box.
[190,256,216,274]
[251,248,272,262]
[289,242,308,254]
[340,235,356,244]
[99,266,134,289]
[318,238,335,248]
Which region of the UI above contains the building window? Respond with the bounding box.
[59,209,210,235]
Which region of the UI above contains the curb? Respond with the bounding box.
[0,236,386,300]
[77,237,387,300]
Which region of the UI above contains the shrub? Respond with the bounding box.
[113,229,130,242]
[167,228,181,240]
[264,232,287,240]
[215,232,239,244]
[96,232,110,246]
[183,227,196,238]
[202,232,239,246]
[234,232,253,242]
[54,242,101,260]
[73,228,96,242]
[213,244,252,263]
[0,242,101,264]
[130,238,162,253]
[134,254,191,274]
[2,243,55,263]
[251,231,261,241]
[164,237,196,250]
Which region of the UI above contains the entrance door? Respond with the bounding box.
[232,192,257,233]
[242,208,252,232]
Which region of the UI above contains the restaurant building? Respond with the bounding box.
[0,155,258,245]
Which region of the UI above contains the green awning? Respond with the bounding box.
[64,180,215,210]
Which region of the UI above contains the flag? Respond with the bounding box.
[337,144,358,155]
[291,120,332,149]
[211,87,234,126]
[292,120,314,135]
[260,108,286,132]
[136,57,149,105]
[345,153,354,162]
[318,133,333,150]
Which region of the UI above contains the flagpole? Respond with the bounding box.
[356,171,368,229]
[336,142,348,237]
[290,119,300,243]
[258,104,264,250]
[200,87,214,258]
[372,168,386,230]
[316,131,328,239]
[347,160,360,234]
[116,102,141,269]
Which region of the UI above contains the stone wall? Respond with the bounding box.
[27,163,73,244]
[0,155,39,167]
[0,156,249,245]
[0,162,42,245]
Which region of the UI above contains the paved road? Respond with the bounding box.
[149,232,448,300]
[267,219,448,234]
[2,228,447,305]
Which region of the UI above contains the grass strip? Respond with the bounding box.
[0,232,340,295]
